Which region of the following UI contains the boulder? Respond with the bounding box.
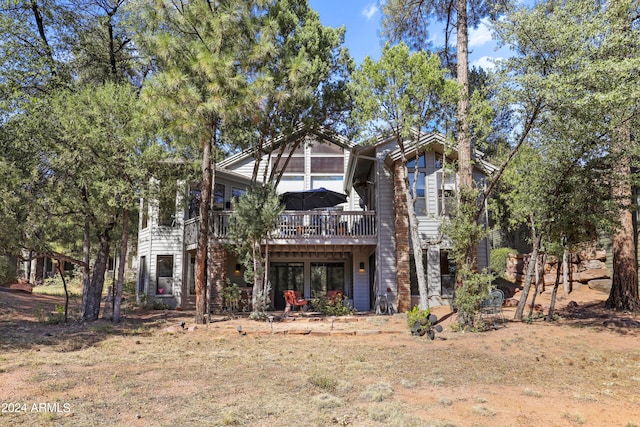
[7,283,33,293]
[575,268,610,283]
[588,279,612,294]
[579,260,606,271]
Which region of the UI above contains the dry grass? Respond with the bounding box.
[1,289,640,426]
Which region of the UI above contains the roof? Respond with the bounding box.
[344,129,498,192]
[218,125,356,169]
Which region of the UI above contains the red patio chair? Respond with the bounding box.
[325,290,344,303]
[283,290,307,314]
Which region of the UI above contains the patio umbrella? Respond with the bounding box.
[280,187,348,210]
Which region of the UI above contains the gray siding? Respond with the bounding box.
[375,144,398,297]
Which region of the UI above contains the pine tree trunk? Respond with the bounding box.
[195,135,213,324]
[113,209,129,323]
[456,0,472,191]
[606,128,640,311]
[83,233,111,321]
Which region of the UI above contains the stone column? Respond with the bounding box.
[393,161,411,313]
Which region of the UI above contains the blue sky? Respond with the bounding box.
[308,0,511,70]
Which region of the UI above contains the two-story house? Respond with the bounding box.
[136,128,494,312]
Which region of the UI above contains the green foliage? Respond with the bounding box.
[406,305,431,329]
[228,184,282,317]
[222,281,242,312]
[46,304,66,325]
[490,248,517,281]
[440,187,488,267]
[349,42,458,140]
[311,294,353,316]
[452,264,493,330]
[0,257,15,286]
[248,281,271,321]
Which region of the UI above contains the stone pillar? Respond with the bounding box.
[393,161,411,313]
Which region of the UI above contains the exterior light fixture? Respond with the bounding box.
[235,264,241,274]
[359,262,365,272]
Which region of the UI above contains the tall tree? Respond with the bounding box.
[350,42,458,310]
[493,0,640,315]
[382,0,504,194]
[138,0,255,323]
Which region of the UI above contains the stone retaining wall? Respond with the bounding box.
[505,246,611,293]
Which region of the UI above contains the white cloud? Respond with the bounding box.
[468,19,493,48]
[362,3,379,20]
[470,56,503,70]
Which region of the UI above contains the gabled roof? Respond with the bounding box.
[344,129,497,192]
[384,129,497,175]
[218,125,356,169]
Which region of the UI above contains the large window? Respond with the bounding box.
[311,262,344,296]
[156,255,174,295]
[158,180,178,226]
[440,250,455,297]
[409,251,428,296]
[407,153,427,215]
[212,183,225,210]
[407,171,427,215]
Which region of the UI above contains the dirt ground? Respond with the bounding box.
[1,285,640,426]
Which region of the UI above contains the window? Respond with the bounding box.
[212,183,225,210]
[310,176,343,193]
[188,184,201,219]
[188,254,196,295]
[438,189,456,216]
[138,256,146,294]
[232,187,245,200]
[311,157,343,173]
[156,255,174,295]
[158,180,178,226]
[141,199,148,229]
[407,153,427,215]
[434,165,457,216]
[440,250,455,297]
[272,156,304,173]
[409,251,428,296]
[311,262,345,296]
[407,171,427,215]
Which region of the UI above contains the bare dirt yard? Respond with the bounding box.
[1,285,640,427]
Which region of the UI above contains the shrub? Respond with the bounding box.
[406,305,430,328]
[311,293,353,316]
[490,247,517,280]
[222,281,242,312]
[0,256,16,286]
[452,265,493,330]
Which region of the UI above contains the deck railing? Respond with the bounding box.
[184,210,376,245]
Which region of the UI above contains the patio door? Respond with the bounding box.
[310,262,345,297]
[270,263,304,310]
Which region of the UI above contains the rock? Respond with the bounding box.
[575,268,610,283]
[533,304,544,312]
[579,260,605,271]
[6,283,33,293]
[188,325,198,331]
[504,298,519,307]
[594,250,607,261]
[588,279,612,294]
[566,301,579,310]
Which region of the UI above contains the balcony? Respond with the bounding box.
[184,210,376,247]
